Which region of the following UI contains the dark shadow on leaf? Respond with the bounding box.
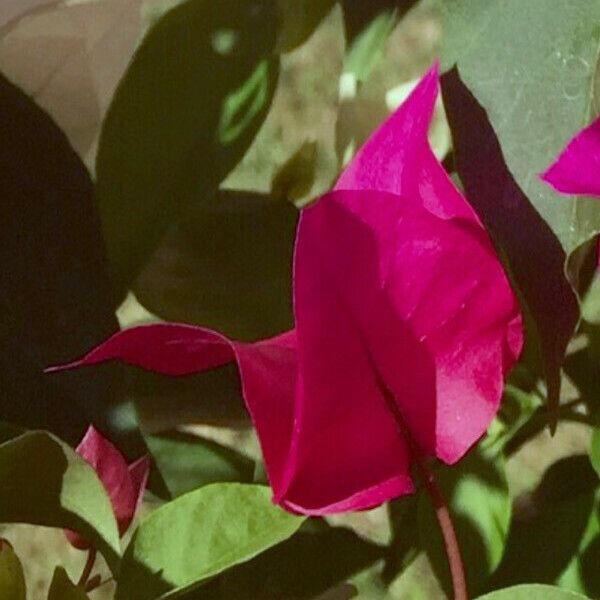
[441,67,579,419]
[134,190,298,341]
[145,429,254,499]
[196,522,383,599]
[489,455,597,590]
[0,70,123,445]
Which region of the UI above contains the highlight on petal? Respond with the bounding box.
[293,189,520,472]
[335,62,476,222]
[66,425,149,548]
[541,114,600,197]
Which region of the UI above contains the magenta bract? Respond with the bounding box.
[541,114,600,197]
[66,425,150,549]
[51,64,522,515]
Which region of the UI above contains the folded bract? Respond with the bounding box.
[51,64,523,515]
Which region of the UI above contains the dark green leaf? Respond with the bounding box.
[442,0,600,255]
[134,190,298,340]
[418,448,511,597]
[116,484,305,600]
[96,0,280,293]
[491,455,600,596]
[47,567,89,600]
[589,428,600,479]
[0,543,26,600]
[0,432,120,573]
[0,71,119,444]
[476,585,590,600]
[277,0,337,52]
[145,430,254,498]
[441,68,579,418]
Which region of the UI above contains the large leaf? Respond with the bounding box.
[0,71,119,443]
[96,0,280,293]
[134,190,299,340]
[0,432,121,573]
[0,543,26,600]
[47,567,90,600]
[418,448,511,597]
[116,483,305,599]
[145,430,254,498]
[476,585,590,600]
[441,68,579,417]
[442,0,600,255]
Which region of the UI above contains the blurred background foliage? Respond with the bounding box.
[1,0,600,598]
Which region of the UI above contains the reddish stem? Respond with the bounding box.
[412,452,469,600]
[77,548,97,588]
[375,372,469,599]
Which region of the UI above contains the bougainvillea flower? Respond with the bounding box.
[50,63,522,516]
[66,425,150,549]
[541,114,600,197]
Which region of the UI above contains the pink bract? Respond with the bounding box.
[541,114,600,197]
[50,63,523,516]
[66,425,150,549]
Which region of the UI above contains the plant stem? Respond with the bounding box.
[369,357,469,599]
[412,452,468,600]
[375,373,469,599]
[78,548,97,588]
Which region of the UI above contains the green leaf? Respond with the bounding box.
[491,456,600,596]
[277,0,337,52]
[418,448,511,596]
[96,0,280,293]
[134,190,298,340]
[342,5,397,86]
[442,0,600,255]
[0,543,26,600]
[145,430,254,498]
[47,567,89,600]
[476,584,591,599]
[589,428,600,479]
[116,483,305,599]
[441,0,600,417]
[0,432,120,573]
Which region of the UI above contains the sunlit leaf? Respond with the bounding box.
[0,432,121,573]
[116,484,305,599]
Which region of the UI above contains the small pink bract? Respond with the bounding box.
[66,425,150,549]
